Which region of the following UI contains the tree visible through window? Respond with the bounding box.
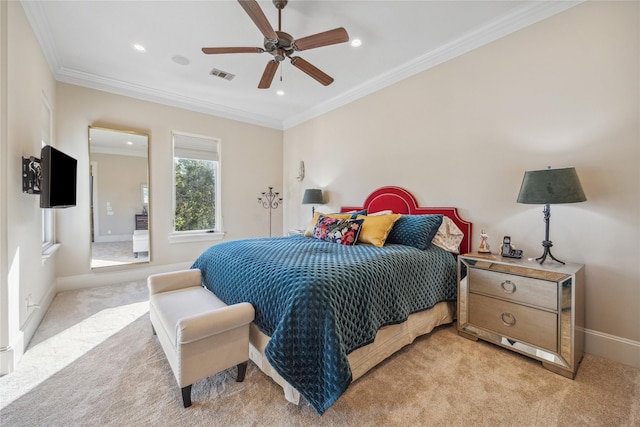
[172,132,220,233]
[174,158,216,231]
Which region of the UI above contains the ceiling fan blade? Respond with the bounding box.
[258,60,279,89]
[290,57,334,86]
[238,0,278,43]
[202,47,263,54]
[294,27,349,51]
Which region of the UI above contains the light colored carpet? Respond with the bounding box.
[91,241,149,267]
[1,280,638,426]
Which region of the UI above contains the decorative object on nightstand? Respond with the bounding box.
[517,166,586,264]
[458,253,585,379]
[302,188,323,217]
[500,236,522,259]
[478,229,491,253]
[257,187,282,237]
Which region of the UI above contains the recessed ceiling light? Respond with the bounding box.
[351,39,362,48]
[127,141,133,145]
[276,90,285,96]
[133,44,146,52]
[172,55,190,66]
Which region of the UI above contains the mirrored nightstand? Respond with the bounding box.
[458,253,585,379]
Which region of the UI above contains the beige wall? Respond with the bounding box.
[1,1,58,372]
[55,83,283,281]
[284,1,639,367]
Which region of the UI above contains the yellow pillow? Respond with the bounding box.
[303,212,353,237]
[356,214,401,247]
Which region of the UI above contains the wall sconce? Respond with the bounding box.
[517,166,586,264]
[296,161,305,182]
[302,188,324,217]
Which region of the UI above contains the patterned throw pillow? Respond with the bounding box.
[304,212,353,237]
[312,216,364,246]
[431,216,464,253]
[386,214,443,250]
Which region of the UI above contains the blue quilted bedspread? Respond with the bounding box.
[191,235,457,414]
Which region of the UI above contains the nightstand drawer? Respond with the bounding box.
[469,293,557,352]
[469,268,557,310]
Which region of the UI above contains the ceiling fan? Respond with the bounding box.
[202,0,349,89]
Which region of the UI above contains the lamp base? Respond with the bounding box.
[536,240,565,265]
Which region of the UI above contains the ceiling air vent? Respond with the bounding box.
[210,68,235,81]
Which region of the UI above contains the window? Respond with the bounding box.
[171,132,222,239]
[41,94,54,253]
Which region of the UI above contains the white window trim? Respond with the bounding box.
[170,131,223,243]
[168,231,225,244]
[41,93,55,255]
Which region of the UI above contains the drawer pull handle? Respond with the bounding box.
[500,312,516,327]
[500,280,517,294]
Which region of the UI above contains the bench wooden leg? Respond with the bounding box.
[181,385,192,408]
[236,361,248,382]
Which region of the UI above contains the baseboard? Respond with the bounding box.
[22,283,57,347]
[94,234,131,243]
[0,331,23,376]
[0,285,57,376]
[55,261,192,292]
[585,328,640,369]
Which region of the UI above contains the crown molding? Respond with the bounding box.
[20,0,60,74]
[55,67,283,130]
[22,0,582,132]
[282,1,583,129]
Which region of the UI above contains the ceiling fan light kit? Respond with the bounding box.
[202,0,349,89]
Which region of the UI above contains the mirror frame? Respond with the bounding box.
[88,125,150,269]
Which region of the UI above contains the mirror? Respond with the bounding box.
[89,126,150,268]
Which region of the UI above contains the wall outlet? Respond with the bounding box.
[26,294,40,311]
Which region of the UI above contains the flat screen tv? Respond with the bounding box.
[40,145,77,208]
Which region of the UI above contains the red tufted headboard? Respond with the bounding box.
[340,186,472,254]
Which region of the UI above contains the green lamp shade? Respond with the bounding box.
[302,189,324,205]
[517,167,586,205]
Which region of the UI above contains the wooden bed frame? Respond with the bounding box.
[248,186,473,407]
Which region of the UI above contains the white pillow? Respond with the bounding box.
[368,209,393,216]
[432,216,464,253]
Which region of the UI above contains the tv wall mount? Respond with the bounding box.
[22,156,42,194]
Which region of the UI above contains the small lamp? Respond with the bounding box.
[302,188,323,216]
[517,167,586,264]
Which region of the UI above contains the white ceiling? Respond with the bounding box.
[22,1,580,130]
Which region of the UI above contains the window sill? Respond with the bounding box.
[42,243,61,264]
[168,231,225,244]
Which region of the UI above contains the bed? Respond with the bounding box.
[191,186,472,414]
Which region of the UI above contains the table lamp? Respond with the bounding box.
[302,188,323,216]
[517,167,586,264]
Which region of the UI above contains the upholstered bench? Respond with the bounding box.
[148,268,255,407]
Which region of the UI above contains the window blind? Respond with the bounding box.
[173,132,219,161]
